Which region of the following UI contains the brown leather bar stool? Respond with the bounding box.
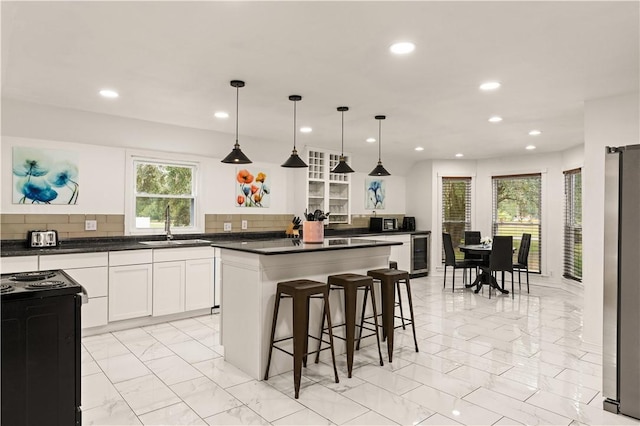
[316,273,384,378]
[264,279,339,399]
[358,268,419,362]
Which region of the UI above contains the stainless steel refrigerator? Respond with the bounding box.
[603,144,640,420]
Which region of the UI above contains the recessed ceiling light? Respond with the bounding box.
[300,127,312,133]
[488,116,503,123]
[366,137,376,143]
[528,130,542,136]
[479,81,501,91]
[455,153,464,158]
[214,111,229,119]
[415,147,424,151]
[99,89,119,98]
[526,145,536,150]
[390,42,415,54]
[452,410,461,416]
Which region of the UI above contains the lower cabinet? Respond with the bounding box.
[370,234,411,272]
[153,261,186,316]
[152,248,214,316]
[108,251,153,322]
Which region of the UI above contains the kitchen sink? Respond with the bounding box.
[139,239,211,246]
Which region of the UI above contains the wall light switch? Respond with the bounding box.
[241,220,248,230]
[223,222,232,232]
[85,220,97,231]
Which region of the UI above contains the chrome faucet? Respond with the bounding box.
[164,205,173,240]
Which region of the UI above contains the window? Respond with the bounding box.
[563,168,582,281]
[492,173,541,273]
[442,177,472,261]
[132,159,197,233]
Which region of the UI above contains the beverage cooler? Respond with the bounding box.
[410,232,430,277]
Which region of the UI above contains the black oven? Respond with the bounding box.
[1,270,86,426]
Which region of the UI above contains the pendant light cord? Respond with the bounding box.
[293,99,297,150]
[341,109,345,155]
[235,85,240,146]
[378,119,382,161]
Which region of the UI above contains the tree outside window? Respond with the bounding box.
[134,161,196,230]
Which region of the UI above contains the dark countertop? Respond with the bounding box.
[212,237,402,255]
[1,229,429,257]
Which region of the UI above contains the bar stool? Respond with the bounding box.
[264,279,339,399]
[389,261,398,269]
[316,273,384,378]
[358,268,419,362]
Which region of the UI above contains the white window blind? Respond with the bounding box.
[563,168,582,281]
[492,173,541,273]
[442,177,472,262]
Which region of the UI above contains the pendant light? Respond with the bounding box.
[281,95,308,168]
[368,115,391,176]
[331,106,354,174]
[221,80,252,164]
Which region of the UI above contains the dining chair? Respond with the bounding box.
[481,235,514,298]
[463,231,483,282]
[513,233,531,293]
[442,233,475,292]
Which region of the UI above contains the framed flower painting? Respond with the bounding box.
[235,168,270,207]
[365,178,385,209]
[12,147,80,205]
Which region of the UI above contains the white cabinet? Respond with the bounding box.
[39,252,109,328]
[372,234,411,272]
[0,256,38,273]
[108,250,153,322]
[153,261,185,316]
[152,247,214,316]
[306,148,351,225]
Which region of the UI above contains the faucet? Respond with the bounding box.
[164,205,173,240]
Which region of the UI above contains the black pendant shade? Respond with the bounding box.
[368,115,391,176]
[331,106,354,174]
[281,95,308,168]
[221,80,252,164]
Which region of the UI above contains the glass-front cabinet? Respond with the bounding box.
[305,148,351,225]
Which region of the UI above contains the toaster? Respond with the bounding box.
[27,230,59,248]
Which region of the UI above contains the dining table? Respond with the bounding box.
[457,244,510,295]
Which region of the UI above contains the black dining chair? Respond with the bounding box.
[480,235,514,298]
[513,233,531,293]
[464,231,483,282]
[443,233,475,292]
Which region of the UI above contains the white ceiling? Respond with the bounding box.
[2,1,638,167]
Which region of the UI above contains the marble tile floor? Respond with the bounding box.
[81,274,640,426]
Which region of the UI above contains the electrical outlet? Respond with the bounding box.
[223,222,232,232]
[85,220,97,231]
[241,220,248,230]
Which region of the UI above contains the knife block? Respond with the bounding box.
[302,221,324,243]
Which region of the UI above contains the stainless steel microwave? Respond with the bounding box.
[369,217,398,232]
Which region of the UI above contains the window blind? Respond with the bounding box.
[491,173,541,273]
[563,168,582,281]
[442,177,472,262]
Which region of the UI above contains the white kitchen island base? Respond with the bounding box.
[216,239,397,380]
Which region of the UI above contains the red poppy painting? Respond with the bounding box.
[236,168,270,207]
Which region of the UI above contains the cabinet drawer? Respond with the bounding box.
[64,267,108,298]
[109,250,153,266]
[40,252,108,270]
[0,256,38,273]
[152,247,214,262]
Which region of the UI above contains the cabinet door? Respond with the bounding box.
[0,256,38,273]
[108,264,153,321]
[185,258,214,311]
[153,261,185,316]
[387,235,412,272]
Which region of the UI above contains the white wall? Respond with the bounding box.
[420,151,576,279]
[583,92,639,346]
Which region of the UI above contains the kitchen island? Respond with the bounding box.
[212,237,401,380]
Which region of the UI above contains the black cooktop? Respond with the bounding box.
[0,270,84,301]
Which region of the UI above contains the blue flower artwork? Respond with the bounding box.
[365,178,385,209]
[13,147,79,204]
